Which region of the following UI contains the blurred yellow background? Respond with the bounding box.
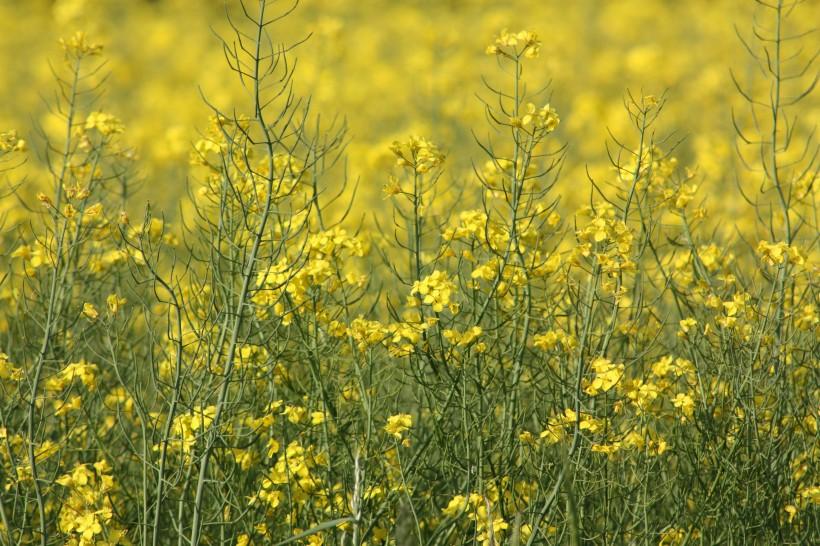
[1,0,817,227]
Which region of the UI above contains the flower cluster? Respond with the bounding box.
[85,112,125,136]
[55,461,128,545]
[510,102,560,132]
[384,413,413,440]
[409,270,457,313]
[485,29,540,59]
[389,135,445,174]
[0,129,26,152]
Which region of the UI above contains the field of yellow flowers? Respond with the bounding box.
[0,0,818,544]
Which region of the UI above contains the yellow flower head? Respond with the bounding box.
[82,302,99,320]
[85,111,125,136]
[486,29,540,59]
[384,413,413,439]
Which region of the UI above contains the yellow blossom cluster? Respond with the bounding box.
[510,102,560,132]
[389,136,445,174]
[485,29,540,59]
[85,111,125,136]
[409,270,457,313]
[55,461,128,546]
[0,130,26,152]
[584,357,624,396]
[757,240,805,266]
[384,413,413,440]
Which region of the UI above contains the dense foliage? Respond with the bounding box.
[0,1,817,544]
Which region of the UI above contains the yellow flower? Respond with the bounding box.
[0,130,26,152]
[59,31,103,56]
[625,380,661,412]
[757,241,804,267]
[106,294,127,314]
[487,29,540,59]
[659,527,686,545]
[81,203,105,227]
[643,94,660,107]
[678,317,697,335]
[0,353,21,381]
[389,135,445,174]
[85,111,125,136]
[591,442,621,455]
[410,270,456,313]
[798,485,820,504]
[382,176,402,197]
[442,495,468,517]
[384,413,413,439]
[75,512,103,540]
[265,438,280,457]
[54,395,82,416]
[672,393,695,420]
[519,430,536,445]
[525,102,560,132]
[283,405,306,424]
[539,423,565,444]
[784,505,797,523]
[82,302,99,320]
[795,304,818,331]
[533,330,575,352]
[584,357,624,396]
